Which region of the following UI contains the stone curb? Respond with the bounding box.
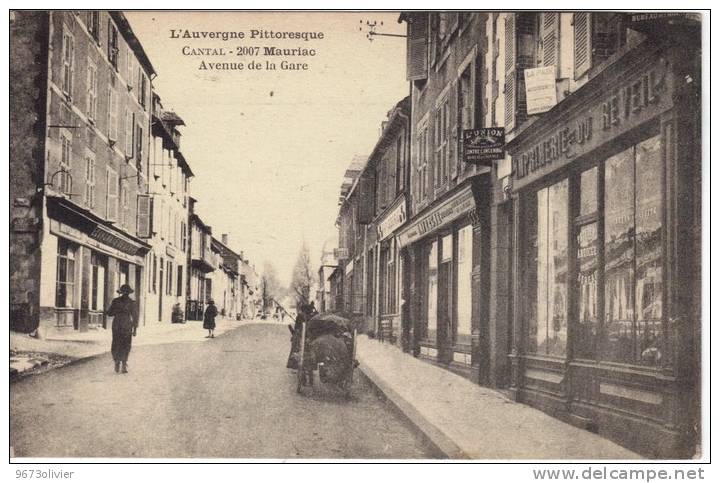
[356,362,468,460]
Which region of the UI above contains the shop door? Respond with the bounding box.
[437,234,454,364]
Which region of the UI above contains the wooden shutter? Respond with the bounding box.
[106,169,118,222]
[541,12,560,76]
[407,14,429,81]
[504,14,517,131]
[137,194,151,238]
[573,13,592,79]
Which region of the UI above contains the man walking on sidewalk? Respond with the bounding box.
[107,284,138,374]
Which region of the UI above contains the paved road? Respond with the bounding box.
[10,323,436,459]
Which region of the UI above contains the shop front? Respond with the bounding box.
[373,196,408,346]
[40,196,149,332]
[506,40,701,458]
[398,179,490,380]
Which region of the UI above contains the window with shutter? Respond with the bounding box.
[106,168,118,222]
[61,29,74,96]
[505,14,517,131]
[135,124,143,170]
[574,13,591,79]
[137,194,151,238]
[541,12,560,76]
[108,20,118,69]
[86,59,97,121]
[406,14,428,81]
[107,87,118,141]
[125,109,133,156]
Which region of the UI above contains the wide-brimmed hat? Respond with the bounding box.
[117,284,134,295]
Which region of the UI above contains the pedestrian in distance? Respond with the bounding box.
[106,284,139,374]
[204,299,218,338]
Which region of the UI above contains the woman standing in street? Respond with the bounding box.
[203,299,218,338]
[107,284,138,374]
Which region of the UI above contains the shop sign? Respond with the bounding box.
[524,66,558,115]
[511,58,671,187]
[397,186,475,247]
[463,128,505,166]
[629,12,701,36]
[334,248,349,260]
[377,197,407,240]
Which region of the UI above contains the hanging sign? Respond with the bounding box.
[463,128,505,166]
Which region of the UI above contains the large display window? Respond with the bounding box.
[522,134,663,367]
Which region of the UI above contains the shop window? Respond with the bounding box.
[427,240,438,337]
[55,240,76,308]
[457,225,473,336]
[602,135,663,366]
[118,261,129,288]
[90,252,106,311]
[574,167,599,359]
[529,179,568,356]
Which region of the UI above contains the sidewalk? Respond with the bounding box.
[356,335,641,460]
[10,316,252,375]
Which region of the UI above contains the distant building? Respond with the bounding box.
[186,197,213,320]
[144,93,193,324]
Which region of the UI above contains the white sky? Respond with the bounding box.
[125,11,408,286]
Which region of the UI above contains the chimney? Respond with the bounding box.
[221,233,228,245]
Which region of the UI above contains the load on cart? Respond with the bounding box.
[287,306,358,397]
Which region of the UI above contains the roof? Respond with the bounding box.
[161,111,186,126]
[109,12,156,78]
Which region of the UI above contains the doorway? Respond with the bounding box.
[437,233,454,363]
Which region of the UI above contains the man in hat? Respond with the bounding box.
[107,284,138,374]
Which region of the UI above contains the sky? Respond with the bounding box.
[125,11,408,287]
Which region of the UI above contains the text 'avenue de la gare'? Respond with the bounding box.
[170,28,325,72]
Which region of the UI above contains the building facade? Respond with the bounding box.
[186,197,214,321]
[362,97,411,347]
[144,93,193,324]
[501,12,701,458]
[210,234,242,320]
[10,11,154,334]
[397,12,498,381]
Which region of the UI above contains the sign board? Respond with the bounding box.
[334,248,349,260]
[463,128,505,166]
[397,186,475,248]
[376,197,407,241]
[630,12,701,30]
[524,66,557,116]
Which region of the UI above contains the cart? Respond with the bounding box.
[293,313,357,397]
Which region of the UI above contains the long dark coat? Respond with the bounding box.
[107,294,138,362]
[203,303,218,330]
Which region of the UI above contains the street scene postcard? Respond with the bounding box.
[6,7,710,470]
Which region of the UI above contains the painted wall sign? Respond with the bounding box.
[397,186,474,248]
[463,128,505,166]
[11,217,40,232]
[524,66,558,115]
[376,196,407,241]
[511,57,672,189]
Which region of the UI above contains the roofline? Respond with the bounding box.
[109,12,156,78]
